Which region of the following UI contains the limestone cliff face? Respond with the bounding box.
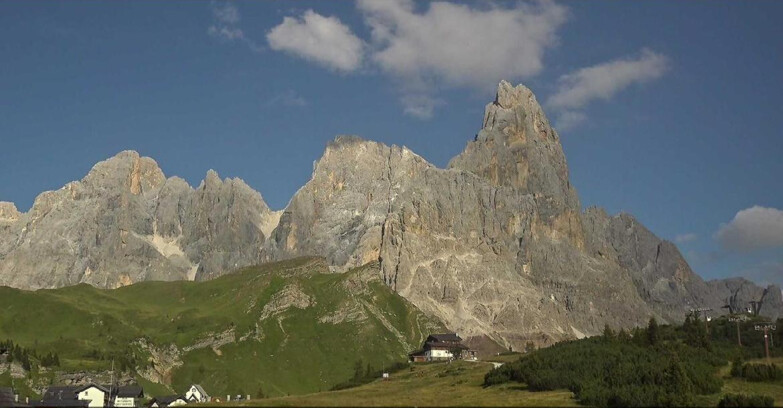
[0,82,779,350]
[266,81,781,349]
[0,151,278,289]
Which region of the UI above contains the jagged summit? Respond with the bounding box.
[0,202,20,221]
[493,79,534,110]
[449,80,580,214]
[0,84,779,351]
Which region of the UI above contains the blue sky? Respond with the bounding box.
[1,1,781,288]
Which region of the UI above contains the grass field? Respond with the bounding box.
[691,356,783,407]
[0,257,444,399]
[202,360,577,407]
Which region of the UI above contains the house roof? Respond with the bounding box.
[73,383,109,394]
[425,341,469,350]
[427,333,462,342]
[42,387,80,401]
[114,386,144,398]
[189,384,209,397]
[151,395,186,407]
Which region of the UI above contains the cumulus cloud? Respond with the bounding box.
[675,233,698,244]
[357,0,567,117]
[208,3,261,51]
[262,2,667,121]
[267,10,364,72]
[715,206,783,252]
[359,0,567,88]
[547,49,668,110]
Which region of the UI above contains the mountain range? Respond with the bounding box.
[0,81,780,350]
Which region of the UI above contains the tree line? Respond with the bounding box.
[484,313,779,407]
[0,339,60,371]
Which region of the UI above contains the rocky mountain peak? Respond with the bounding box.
[449,80,580,213]
[202,169,223,189]
[494,79,530,110]
[0,202,20,222]
[83,150,166,195]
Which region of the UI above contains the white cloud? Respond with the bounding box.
[213,3,240,24]
[715,206,783,252]
[357,0,567,117]
[547,49,668,110]
[554,111,586,131]
[400,94,444,119]
[208,26,245,41]
[267,10,364,73]
[675,233,698,244]
[208,3,262,52]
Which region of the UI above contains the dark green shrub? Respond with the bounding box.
[718,393,774,407]
[739,363,783,382]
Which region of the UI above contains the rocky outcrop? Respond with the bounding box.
[266,81,782,349]
[0,151,279,289]
[0,81,779,351]
[708,278,782,320]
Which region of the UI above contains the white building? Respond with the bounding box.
[149,395,188,407]
[113,386,144,408]
[408,333,477,362]
[75,384,108,408]
[185,384,209,403]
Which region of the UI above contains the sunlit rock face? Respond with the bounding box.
[266,81,772,349]
[0,151,278,289]
[1,81,778,350]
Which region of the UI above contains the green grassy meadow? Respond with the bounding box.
[207,360,578,407]
[0,257,443,399]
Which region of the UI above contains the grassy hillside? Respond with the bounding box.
[0,257,443,399]
[210,360,578,407]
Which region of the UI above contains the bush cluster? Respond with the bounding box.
[732,363,783,382]
[484,317,726,407]
[718,393,774,407]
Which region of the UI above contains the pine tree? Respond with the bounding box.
[352,359,364,381]
[647,317,660,346]
[603,324,615,341]
[617,328,631,342]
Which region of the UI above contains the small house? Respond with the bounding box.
[112,385,144,408]
[148,395,187,408]
[184,384,209,403]
[408,333,477,362]
[75,384,108,408]
[41,386,79,402]
[37,386,83,407]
